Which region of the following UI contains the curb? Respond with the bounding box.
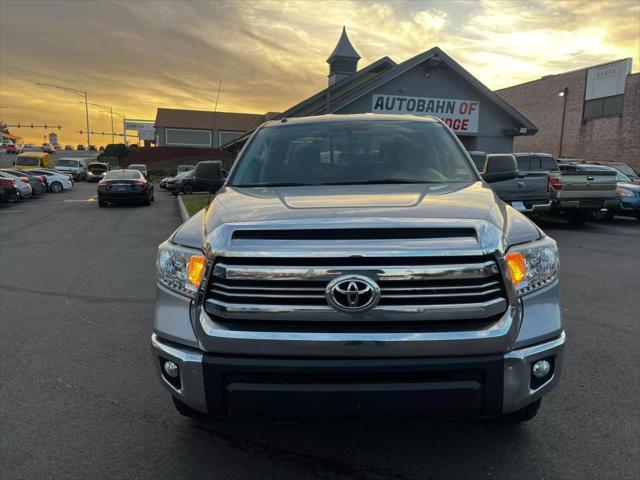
[177,195,190,222]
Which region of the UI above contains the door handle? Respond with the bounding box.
[586,176,594,181]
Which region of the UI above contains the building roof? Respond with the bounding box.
[223,46,538,149]
[327,27,361,62]
[154,108,270,132]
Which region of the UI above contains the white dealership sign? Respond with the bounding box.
[372,94,480,133]
[585,59,632,100]
[124,120,155,142]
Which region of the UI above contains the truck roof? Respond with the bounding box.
[261,113,441,128]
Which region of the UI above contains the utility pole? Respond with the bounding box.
[85,102,123,144]
[35,82,91,151]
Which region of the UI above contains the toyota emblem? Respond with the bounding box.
[325,275,380,313]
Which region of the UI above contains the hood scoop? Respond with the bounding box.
[282,192,422,209]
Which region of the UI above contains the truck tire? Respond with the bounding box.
[172,396,201,418]
[500,399,541,423]
[591,210,614,222]
[565,210,587,225]
[182,184,194,195]
[50,181,63,193]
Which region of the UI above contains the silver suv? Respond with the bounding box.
[152,114,564,422]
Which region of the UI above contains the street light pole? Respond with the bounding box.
[558,87,568,158]
[85,102,123,145]
[35,82,91,151]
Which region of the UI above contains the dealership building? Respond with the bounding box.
[497,59,639,169]
[154,108,278,148]
[224,28,537,153]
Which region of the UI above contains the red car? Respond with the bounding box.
[0,177,20,203]
[5,144,18,154]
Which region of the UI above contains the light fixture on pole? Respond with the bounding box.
[85,101,123,144]
[35,82,91,151]
[557,87,568,157]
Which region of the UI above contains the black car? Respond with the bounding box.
[163,170,193,191]
[97,169,154,207]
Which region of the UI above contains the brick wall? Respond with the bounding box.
[497,71,639,170]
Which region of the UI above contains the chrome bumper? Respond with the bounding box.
[151,331,565,416]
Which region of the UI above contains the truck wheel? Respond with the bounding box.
[591,210,614,222]
[50,181,63,193]
[565,210,587,225]
[172,396,202,418]
[500,399,541,423]
[182,184,194,195]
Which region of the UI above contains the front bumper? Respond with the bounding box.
[151,331,565,419]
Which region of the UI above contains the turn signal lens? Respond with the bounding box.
[506,252,526,284]
[186,255,206,287]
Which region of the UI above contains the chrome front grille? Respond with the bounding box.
[204,256,508,325]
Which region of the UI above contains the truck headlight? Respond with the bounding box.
[505,237,558,296]
[157,242,206,298]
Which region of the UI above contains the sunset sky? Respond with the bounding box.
[1,0,638,146]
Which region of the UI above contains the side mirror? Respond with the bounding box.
[482,155,518,183]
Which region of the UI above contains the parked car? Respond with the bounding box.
[177,164,194,175]
[77,144,86,151]
[1,139,14,148]
[97,169,154,207]
[0,171,33,198]
[152,114,564,422]
[64,145,74,151]
[55,158,87,180]
[22,143,40,152]
[161,170,190,190]
[0,177,20,203]
[89,145,97,152]
[172,160,226,195]
[86,162,109,182]
[471,152,552,214]
[1,169,47,195]
[53,144,62,151]
[5,144,22,154]
[163,170,192,191]
[26,169,73,192]
[14,152,50,170]
[41,143,55,153]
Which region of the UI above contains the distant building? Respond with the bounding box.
[224,27,537,154]
[154,108,279,148]
[496,59,639,169]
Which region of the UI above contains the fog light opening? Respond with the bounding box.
[530,357,554,389]
[160,358,181,389]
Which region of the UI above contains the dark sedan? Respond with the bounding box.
[97,170,154,207]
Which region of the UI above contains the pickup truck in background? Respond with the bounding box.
[471,151,619,225]
[152,115,565,423]
[171,160,227,195]
[551,163,619,224]
[55,158,88,180]
[469,151,552,214]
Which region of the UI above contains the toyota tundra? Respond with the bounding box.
[152,114,565,422]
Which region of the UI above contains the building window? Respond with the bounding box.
[583,94,624,120]
[165,128,211,147]
[219,131,243,147]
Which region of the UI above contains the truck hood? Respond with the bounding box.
[169,182,542,252]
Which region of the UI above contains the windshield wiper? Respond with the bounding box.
[320,179,440,185]
[232,182,310,188]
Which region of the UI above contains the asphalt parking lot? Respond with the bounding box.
[1,183,639,480]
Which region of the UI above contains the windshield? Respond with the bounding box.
[612,164,638,178]
[56,160,78,167]
[105,170,141,180]
[230,120,476,187]
[16,156,40,166]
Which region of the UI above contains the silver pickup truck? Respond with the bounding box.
[152,114,564,422]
